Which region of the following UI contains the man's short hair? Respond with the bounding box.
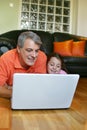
[17,31,42,48]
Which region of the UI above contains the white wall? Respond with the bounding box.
[0,0,21,34]
[77,0,87,37]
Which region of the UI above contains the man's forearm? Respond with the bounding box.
[0,86,12,99]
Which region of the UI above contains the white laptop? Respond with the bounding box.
[11,73,80,109]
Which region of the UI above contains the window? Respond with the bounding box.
[21,0,71,33]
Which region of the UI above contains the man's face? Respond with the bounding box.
[17,38,40,68]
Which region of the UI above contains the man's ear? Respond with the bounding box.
[17,46,20,53]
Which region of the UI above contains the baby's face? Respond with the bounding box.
[47,57,62,74]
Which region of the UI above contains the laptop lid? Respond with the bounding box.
[11,73,80,109]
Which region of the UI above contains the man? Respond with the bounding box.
[0,31,47,98]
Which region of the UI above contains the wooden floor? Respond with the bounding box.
[0,78,87,130]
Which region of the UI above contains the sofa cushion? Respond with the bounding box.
[72,41,86,57]
[53,40,73,56]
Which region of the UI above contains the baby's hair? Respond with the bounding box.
[47,53,68,73]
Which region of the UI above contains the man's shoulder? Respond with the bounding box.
[0,49,17,61]
[35,50,47,65]
[1,49,17,57]
[39,50,47,59]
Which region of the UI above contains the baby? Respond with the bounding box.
[47,53,67,74]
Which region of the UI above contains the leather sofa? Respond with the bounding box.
[0,30,87,77]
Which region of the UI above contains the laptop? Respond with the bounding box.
[11,73,80,109]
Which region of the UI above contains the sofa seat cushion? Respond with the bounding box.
[63,56,87,65]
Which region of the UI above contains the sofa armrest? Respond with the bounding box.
[0,37,16,55]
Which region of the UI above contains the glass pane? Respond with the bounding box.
[55,16,62,23]
[47,6,54,13]
[39,0,46,4]
[63,9,70,15]
[22,4,29,11]
[63,17,70,24]
[47,23,53,31]
[63,25,69,32]
[22,0,29,2]
[31,4,38,12]
[47,15,54,22]
[38,22,45,30]
[21,12,29,20]
[30,13,37,20]
[31,0,38,3]
[39,14,46,21]
[56,0,63,6]
[30,21,37,29]
[21,21,29,29]
[39,6,46,13]
[55,23,62,31]
[48,0,54,5]
[21,0,71,33]
[64,1,70,7]
[56,7,62,14]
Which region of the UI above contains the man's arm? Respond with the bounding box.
[0,86,12,99]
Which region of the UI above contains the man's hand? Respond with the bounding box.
[0,85,12,99]
[5,85,12,90]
